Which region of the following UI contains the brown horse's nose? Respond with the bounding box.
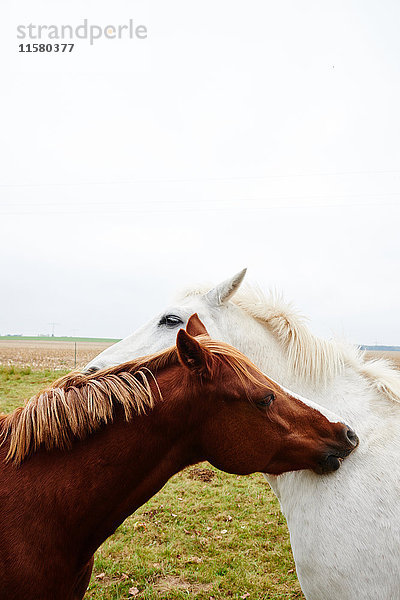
[345,426,359,448]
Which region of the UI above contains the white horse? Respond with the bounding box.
[85,270,400,600]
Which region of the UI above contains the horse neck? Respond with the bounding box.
[220,305,377,428]
[10,369,204,566]
[218,306,293,385]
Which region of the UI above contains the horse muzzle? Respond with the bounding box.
[314,426,359,475]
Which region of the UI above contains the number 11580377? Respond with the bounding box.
[18,43,74,52]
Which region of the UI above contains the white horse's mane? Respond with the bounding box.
[180,284,400,404]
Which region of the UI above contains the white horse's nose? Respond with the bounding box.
[83,365,100,374]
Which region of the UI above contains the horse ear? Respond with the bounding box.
[205,268,247,306]
[186,313,209,337]
[176,329,213,376]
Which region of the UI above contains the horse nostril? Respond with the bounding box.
[83,366,99,374]
[345,427,359,448]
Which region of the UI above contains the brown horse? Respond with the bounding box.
[0,315,358,600]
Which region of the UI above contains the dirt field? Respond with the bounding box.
[0,339,399,373]
[0,340,114,370]
[366,350,400,368]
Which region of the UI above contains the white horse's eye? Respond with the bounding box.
[158,314,183,328]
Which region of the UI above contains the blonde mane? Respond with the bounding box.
[0,338,267,466]
[0,361,159,466]
[181,284,400,403]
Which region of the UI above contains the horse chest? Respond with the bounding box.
[269,456,400,600]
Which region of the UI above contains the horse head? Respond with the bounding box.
[84,269,248,373]
[173,315,358,476]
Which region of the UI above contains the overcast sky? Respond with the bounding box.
[1,1,400,345]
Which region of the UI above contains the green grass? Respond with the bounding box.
[0,365,69,412]
[0,336,120,342]
[0,367,304,600]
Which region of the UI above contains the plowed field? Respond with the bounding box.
[0,340,114,370]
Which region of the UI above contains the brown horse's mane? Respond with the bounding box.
[0,337,266,466]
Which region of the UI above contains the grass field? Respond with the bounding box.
[1,344,399,599]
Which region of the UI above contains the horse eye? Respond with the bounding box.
[256,393,275,409]
[158,314,183,328]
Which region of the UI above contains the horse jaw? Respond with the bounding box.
[205,268,247,306]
